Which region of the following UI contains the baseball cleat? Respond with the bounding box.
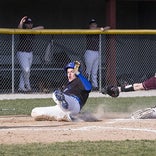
[101,87,108,94]
[54,90,69,110]
[57,113,73,122]
[131,108,155,119]
[54,90,65,101]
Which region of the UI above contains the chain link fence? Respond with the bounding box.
[1,30,156,94]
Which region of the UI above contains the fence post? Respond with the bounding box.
[11,34,15,93]
[99,34,102,91]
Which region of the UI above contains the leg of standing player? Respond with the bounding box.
[17,51,33,91]
[91,51,99,88]
[84,50,99,88]
[84,50,93,81]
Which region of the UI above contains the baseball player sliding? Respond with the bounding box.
[31,61,92,121]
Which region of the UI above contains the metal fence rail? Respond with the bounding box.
[0,29,156,93]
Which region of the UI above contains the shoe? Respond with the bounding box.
[42,88,50,93]
[58,113,73,122]
[101,86,108,94]
[131,108,155,119]
[92,87,99,91]
[24,84,31,91]
[54,90,68,110]
[18,88,32,94]
[26,89,32,93]
[18,88,27,93]
[54,90,65,101]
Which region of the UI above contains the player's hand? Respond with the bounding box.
[100,26,111,31]
[73,61,80,74]
[18,16,27,28]
[21,16,27,23]
[101,85,119,97]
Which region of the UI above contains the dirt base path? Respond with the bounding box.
[1,115,156,144]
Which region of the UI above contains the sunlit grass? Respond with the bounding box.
[1,140,156,156]
[0,96,156,115]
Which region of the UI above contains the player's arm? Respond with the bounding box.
[77,73,92,91]
[18,16,27,28]
[100,26,111,31]
[32,26,44,30]
[95,26,111,31]
[73,61,92,91]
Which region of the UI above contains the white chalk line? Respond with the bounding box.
[105,118,133,124]
[0,118,156,134]
[1,125,156,133]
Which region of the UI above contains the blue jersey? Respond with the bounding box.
[63,73,92,109]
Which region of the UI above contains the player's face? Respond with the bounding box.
[67,68,76,82]
[89,23,97,29]
[24,23,33,29]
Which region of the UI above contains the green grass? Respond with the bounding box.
[0,96,156,156]
[0,96,156,115]
[1,140,156,156]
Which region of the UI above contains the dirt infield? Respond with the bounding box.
[0,90,156,144]
[1,115,156,144]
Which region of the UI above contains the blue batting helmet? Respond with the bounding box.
[64,62,75,72]
[64,61,82,73]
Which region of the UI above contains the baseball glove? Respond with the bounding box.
[74,61,81,74]
[101,85,119,98]
[131,107,155,119]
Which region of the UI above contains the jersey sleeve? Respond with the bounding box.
[77,73,92,91]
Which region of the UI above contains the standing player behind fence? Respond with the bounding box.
[31,61,92,121]
[17,16,44,93]
[84,19,110,91]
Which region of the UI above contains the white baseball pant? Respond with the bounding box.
[17,51,33,91]
[31,93,80,121]
[84,50,99,88]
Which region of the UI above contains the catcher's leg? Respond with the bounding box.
[131,106,156,119]
[31,105,72,122]
[151,106,156,118]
